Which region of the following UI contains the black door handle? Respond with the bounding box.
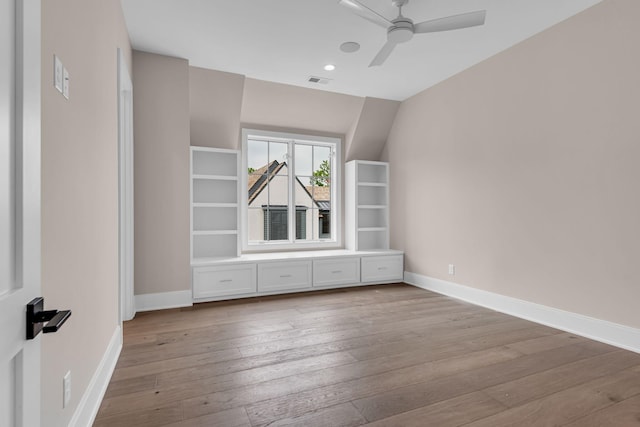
[26,297,72,340]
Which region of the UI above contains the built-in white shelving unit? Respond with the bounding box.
[190,155,403,303]
[346,160,390,251]
[190,147,240,262]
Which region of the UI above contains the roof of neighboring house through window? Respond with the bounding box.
[248,161,330,210]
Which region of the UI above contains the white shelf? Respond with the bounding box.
[192,148,238,176]
[191,147,241,261]
[193,179,237,204]
[193,230,238,236]
[357,162,388,184]
[193,174,238,181]
[358,182,387,187]
[346,161,390,251]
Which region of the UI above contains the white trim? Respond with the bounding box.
[117,48,135,322]
[404,272,640,354]
[240,128,342,253]
[135,290,193,312]
[68,326,122,427]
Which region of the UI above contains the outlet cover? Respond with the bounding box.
[448,264,455,275]
[54,55,63,93]
[63,371,71,408]
[62,68,69,99]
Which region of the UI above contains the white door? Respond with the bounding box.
[0,0,42,426]
[118,48,135,321]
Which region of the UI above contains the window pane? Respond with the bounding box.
[248,173,267,204]
[295,208,307,240]
[269,141,288,170]
[319,210,331,238]
[312,146,331,187]
[263,174,288,241]
[293,144,332,242]
[267,175,288,207]
[264,208,288,241]
[247,139,268,172]
[312,185,331,240]
[295,144,312,176]
[247,207,265,243]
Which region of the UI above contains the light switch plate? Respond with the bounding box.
[54,55,63,93]
[62,68,69,99]
[63,371,71,408]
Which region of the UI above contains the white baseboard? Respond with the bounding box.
[69,325,122,427]
[404,271,640,354]
[135,290,193,312]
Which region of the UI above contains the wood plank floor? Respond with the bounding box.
[95,284,640,426]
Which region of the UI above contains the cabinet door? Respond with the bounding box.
[313,258,360,287]
[193,264,257,299]
[361,255,404,283]
[258,261,312,292]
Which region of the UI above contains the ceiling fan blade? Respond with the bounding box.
[338,0,392,29]
[369,41,396,67]
[414,10,486,34]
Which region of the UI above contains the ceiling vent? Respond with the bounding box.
[307,76,331,85]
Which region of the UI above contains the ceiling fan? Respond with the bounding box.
[339,0,487,67]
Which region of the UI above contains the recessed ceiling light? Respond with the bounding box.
[324,64,336,71]
[340,42,361,53]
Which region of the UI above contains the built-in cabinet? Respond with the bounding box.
[192,264,257,299]
[190,147,240,261]
[190,148,402,302]
[313,257,360,288]
[192,250,404,302]
[346,160,390,251]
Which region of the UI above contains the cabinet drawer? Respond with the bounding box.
[313,258,360,287]
[193,264,257,299]
[361,255,403,283]
[258,261,312,292]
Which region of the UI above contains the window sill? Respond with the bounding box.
[242,240,342,254]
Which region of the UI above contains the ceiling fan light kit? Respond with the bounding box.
[338,0,487,67]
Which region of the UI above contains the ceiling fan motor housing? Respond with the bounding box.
[388,18,414,43]
[392,0,409,7]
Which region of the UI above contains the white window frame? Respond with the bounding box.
[241,128,342,252]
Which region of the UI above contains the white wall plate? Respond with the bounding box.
[54,55,63,93]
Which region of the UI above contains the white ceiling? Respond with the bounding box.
[121,0,602,101]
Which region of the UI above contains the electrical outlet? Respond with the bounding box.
[53,55,63,93]
[62,67,70,99]
[63,371,71,408]
[448,264,455,275]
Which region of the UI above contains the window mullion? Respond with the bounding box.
[288,140,295,244]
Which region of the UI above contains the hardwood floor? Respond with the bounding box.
[95,284,640,426]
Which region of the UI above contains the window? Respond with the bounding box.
[242,129,341,251]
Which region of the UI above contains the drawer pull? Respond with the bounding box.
[280,274,292,278]
[219,279,233,283]
[331,270,342,274]
[378,267,387,270]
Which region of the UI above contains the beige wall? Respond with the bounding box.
[41,0,131,424]
[133,51,191,295]
[385,0,640,329]
[346,97,400,162]
[240,78,364,139]
[189,66,245,149]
